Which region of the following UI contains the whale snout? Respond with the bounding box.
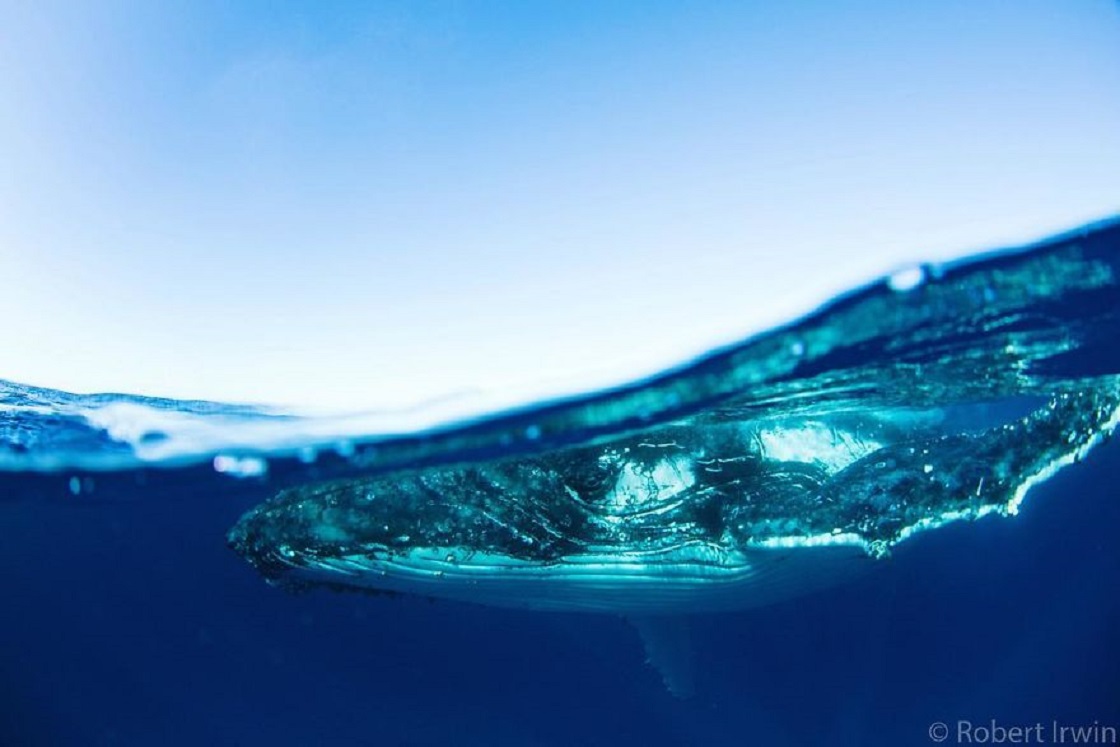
[226,504,292,581]
[226,499,335,583]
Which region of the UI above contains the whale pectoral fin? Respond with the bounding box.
[629,615,696,699]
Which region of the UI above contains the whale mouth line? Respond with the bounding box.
[313,541,751,574]
[278,541,873,614]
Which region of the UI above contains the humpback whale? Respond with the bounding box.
[228,395,1120,598]
[227,220,1120,695]
[228,387,1119,695]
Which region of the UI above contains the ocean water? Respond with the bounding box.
[3,219,1120,746]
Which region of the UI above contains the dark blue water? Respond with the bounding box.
[4,218,1120,746]
[2,441,1117,746]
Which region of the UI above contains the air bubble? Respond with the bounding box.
[887,265,927,292]
[213,454,268,478]
[525,424,542,440]
[68,476,81,495]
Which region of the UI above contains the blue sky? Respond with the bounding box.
[2,1,1119,411]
